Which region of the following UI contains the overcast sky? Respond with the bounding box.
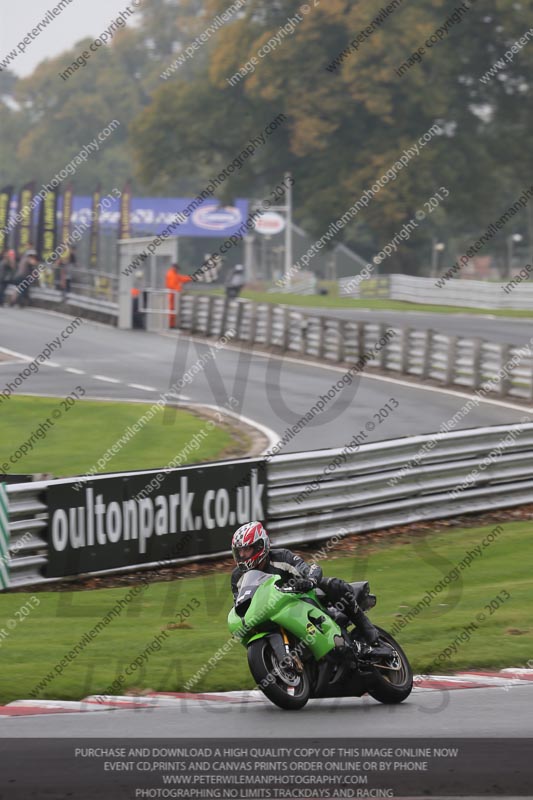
[1,1,139,77]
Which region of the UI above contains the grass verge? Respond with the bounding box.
[0,396,236,477]
[238,290,533,317]
[205,287,533,317]
[0,520,530,704]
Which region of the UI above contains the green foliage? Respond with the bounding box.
[1,0,532,272]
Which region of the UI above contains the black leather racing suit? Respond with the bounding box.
[231,548,365,623]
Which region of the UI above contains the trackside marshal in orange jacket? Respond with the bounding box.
[165,263,191,326]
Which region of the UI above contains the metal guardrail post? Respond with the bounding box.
[249,299,258,343]
[213,296,223,336]
[400,327,411,374]
[378,324,388,370]
[445,336,458,385]
[176,290,185,330]
[220,296,229,338]
[421,329,434,380]
[206,295,215,335]
[500,344,511,396]
[472,338,483,389]
[190,293,200,333]
[357,322,365,362]
[266,304,274,346]
[337,320,345,362]
[0,484,10,590]
[235,300,245,340]
[300,318,308,355]
[282,307,291,351]
[318,316,326,359]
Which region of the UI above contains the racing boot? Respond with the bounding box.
[350,608,379,646]
[321,577,381,657]
[349,608,393,660]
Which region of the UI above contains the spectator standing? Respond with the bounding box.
[225,263,245,300]
[0,249,16,305]
[11,249,39,307]
[132,270,146,329]
[53,256,63,291]
[59,255,72,296]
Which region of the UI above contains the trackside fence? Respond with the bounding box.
[26,282,533,401]
[3,422,533,589]
[175,294,533,402]
[339,273,533,310]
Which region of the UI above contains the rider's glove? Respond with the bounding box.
[291,578,315,592]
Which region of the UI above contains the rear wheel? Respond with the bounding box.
[247,637,310,710]
[367,627,413,704]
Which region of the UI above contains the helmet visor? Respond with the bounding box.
[236,545,255,560]
[233,539,265,567]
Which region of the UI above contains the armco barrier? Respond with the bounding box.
[24,281,533,401]
[340,272,533,310]
[3,422,533,589]
[175,293,533,402]
[30,287,118,324]
[0,483,10,590]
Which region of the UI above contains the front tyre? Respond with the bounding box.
[247,637,310,710]
[367,627,413,704]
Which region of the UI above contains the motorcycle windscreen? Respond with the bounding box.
[235,569,275,615]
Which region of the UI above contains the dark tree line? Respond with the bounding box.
[1,0,531,273]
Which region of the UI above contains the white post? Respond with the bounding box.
[118,240,133,330]
[284,171,293,289]
[528,204,533,268]
[244,234,255,281]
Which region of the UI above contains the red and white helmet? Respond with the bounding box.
[232,521,270,571]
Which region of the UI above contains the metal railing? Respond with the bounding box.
[24,274,533,402]
[176,294,533,401]
[24,266,119,321]
[31,287,118,318]
[3,423,533,589]
[6,480,49,588]
[340,273,533,310]
[266,423,533,544]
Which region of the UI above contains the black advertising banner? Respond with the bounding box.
[0,184,13,251]
[118,180,132,240]
[61,183,73,248]
[36,187,58,262]
[15,181,35,256]
[0,474,34,484]
[1,738,532,798]
[89,184,101,267]
[46,459,267,578]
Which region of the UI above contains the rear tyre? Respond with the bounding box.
[247,637,310,710]
[367,627,413,704]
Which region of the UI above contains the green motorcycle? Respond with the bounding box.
[228,569,413,710]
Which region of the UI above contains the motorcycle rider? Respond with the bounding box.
[231,521,380,649]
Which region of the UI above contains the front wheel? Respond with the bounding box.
[367,627,413,704]
[247,637,310,710]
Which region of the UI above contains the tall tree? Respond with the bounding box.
[2,0,532,274]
